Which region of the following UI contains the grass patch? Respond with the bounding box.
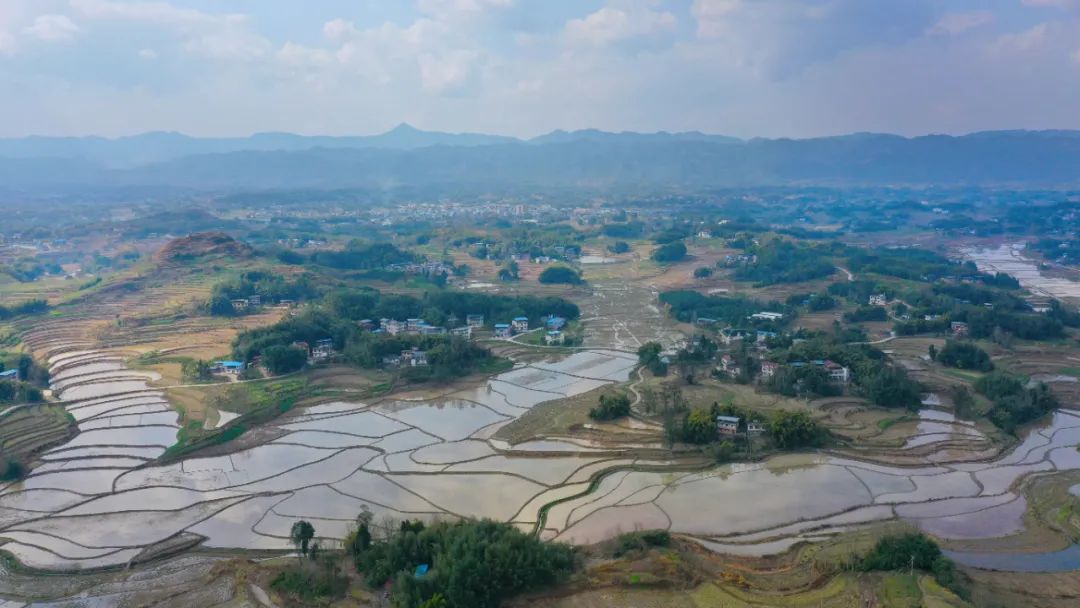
[161,377,310,461]
[882,574,921,608]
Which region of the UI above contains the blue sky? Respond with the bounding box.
[1,0,1079,138]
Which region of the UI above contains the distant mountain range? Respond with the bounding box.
[1,125,1079,195]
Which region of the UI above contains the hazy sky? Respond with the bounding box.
[1,0,1079,138]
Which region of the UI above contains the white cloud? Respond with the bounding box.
[24,14,80,42]
[309,16,489,96]
[419,49,481,93]
[1072,47,1080,64]
[416,0,514,19]
[565,2,677,48]
[928,11,995,36]
[72,0,268,62]
[70,0,222,27]
[995,23,1050,53]
[0,30,16,56]
[138,48,157,59]
[277,41,332,68]
[183,29,270,61]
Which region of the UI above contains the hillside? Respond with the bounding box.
[155,232,253,264]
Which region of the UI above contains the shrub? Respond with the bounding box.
[589,393,631,421]
[538,266,583,285]
[612,530,671,557]
[935,340,993,372]
[651,241,687,263]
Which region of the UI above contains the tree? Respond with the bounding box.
[263,345,308,375]
[935,340,993,372]
[181,359,213,382]
[589,393,631,421]
[497,260,519,282]
[290,520,315,560]
[693,267,713,278]
[769,410,826,449]
[928,344,937,361]
[651,241,687,263]
[681,409,717,444]
[951,385,975,419]
[608,241,630,254]
[861,366,922,410]
[419,594,449,608]
[538,266,583,285]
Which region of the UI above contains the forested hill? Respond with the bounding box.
[2,129,1079,194]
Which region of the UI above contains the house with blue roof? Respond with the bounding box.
[213,361,244,376]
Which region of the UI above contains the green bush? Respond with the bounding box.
[589,393,631,421]
[935,340,993,372]
[651,241,687,263]
[538,266,583,285]
[270,565,348,601]
[612,530,671,557]
[355,519,576,608]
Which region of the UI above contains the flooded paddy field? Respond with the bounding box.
[4,270,1080,592]
[3,331,1080,575]
[962,242,1080,301]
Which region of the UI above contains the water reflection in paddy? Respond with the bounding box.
[6,344,1080,571]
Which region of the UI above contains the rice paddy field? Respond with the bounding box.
[0,245,1078,606]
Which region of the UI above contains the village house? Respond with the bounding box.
[230,298,249,313]
[749,311,784,322]
[212,361,244,376]
[358,319,376,331]
[382,319,405,335]
[400,348,428,367]
[406,318,424,333]
[452,326,473,340]
[312,338,335,360]
[494,323,513,338]
[247,294,261,307]
[466,314,484,328]
[756,330,777,346]
[760,360,780,379]
[868,294,888,306]
[717,354,741,377]
[823,360,852,384]
[747,421,766,435]
[545,314,567,331]
[716,415,740,436]
[720,328,751,346]
[512,317,530,332]
[951,321,969,337]
[544,330,564,345]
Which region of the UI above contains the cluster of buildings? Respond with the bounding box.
[383,261,454,275]
[716,355,852,385]
[716,415,767,437]
[365,317,460,337]
[230,294,262,312]
[721,253,757,267]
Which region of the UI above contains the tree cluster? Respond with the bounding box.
[538,266,584,285]
[934,340,993,371]
[589,393,631,421]
[974,371,1058,433]
[352,519,576,608]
